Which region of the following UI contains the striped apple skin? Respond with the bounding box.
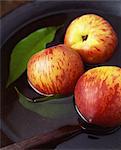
[75,66,121,127]
[27,44,84,96]
[64,14,118,64]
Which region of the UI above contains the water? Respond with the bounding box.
[1,9,121,148]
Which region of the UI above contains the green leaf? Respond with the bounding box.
[31,94,66,103]
[16,88,75,119]
[7,26,59,87]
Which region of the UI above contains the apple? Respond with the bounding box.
[74,66,121,127]
[27,44,84,96]
[64,14,118,64]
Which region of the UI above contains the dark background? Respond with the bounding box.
[0,0,27,17]
[0,1,28,147]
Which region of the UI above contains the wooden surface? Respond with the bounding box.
[1,125,82,149]
[0,130,13,148]
[0,0,28,17]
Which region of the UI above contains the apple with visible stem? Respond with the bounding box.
[64,14,118,64]
[75,66,121,127]
[27,44,84,96]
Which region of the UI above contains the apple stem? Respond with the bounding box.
[82,35,88,41]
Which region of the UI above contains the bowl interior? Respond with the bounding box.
[1,7,121,149]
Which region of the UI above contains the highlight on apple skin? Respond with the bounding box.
[74,66,121,127]
[64,14,118,64]
[27,44,84,96]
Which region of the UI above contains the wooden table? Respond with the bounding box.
[0,0,27,17]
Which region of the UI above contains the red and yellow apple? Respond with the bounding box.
[27,44,84,96]
[75,66,121,127]
[64,14,118,64]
